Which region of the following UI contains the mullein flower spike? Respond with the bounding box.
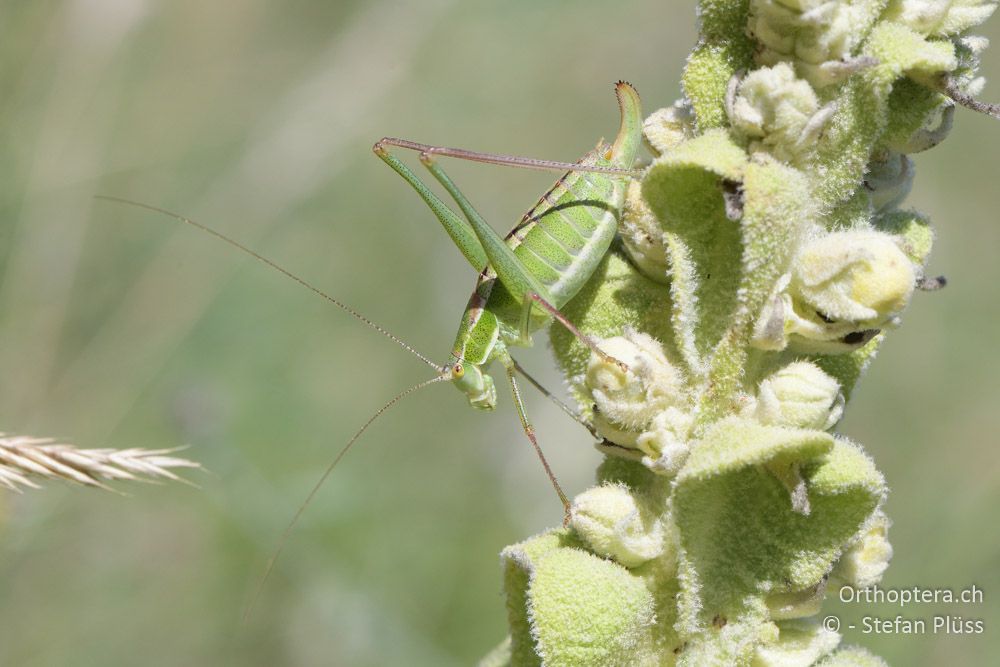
[484,0,997,664]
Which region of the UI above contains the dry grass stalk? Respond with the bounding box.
[0,433,201,492]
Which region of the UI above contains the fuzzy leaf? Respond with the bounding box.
[699,156,814,422]
[684,0,755,128]
[501,530,658,666]
[811,335,884,401]
[815,645,889,666]
[642,130,749,371]
[671,419,884,660]
[685,41,755,129]
[873,209,934,265]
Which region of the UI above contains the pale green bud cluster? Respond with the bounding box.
[642,100,696,155]
[750,361,845,430]
[749,0,885,87]
[584,330,699,477]
[728,63,835,163]
[831,510,894,587]
[620,181,671,284]
[490,0,996,663]
[585,329,690,456]
[884,0,998,36]
[753,230,917,353]
[635,407,696,476]
[569,483,670,568]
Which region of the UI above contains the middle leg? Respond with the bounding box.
[500,351,572,525]
[511,357,598,439]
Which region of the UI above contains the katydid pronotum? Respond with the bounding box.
[99,79,644,606]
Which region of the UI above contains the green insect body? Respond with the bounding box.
[106,81,645,526]
[376,82,644,416]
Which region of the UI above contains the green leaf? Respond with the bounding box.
[698,157,813,422]
[683,0,754,128]
[501,530,658,667]
[642,130,748,370]
[671,420,883,661]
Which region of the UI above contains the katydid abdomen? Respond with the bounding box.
[470,155,625,339]
[446,157,629,408]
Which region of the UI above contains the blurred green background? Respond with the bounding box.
[0,1,996,665]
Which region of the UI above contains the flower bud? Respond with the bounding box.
[636,408,694,476]
[832,511,893,588]
[751,231,917,354]
[729,63,829,162]
[643,100,696,155]
[792,231,915,324]
[586,329,685,446]
[570,484,666,568]
[754,362,845,430]
[884,0,998,37]
[750,0,884,87]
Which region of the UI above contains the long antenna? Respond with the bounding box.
[95,195,443,372]
[243,374,448,621]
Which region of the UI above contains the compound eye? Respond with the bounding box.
[452,363,465,378]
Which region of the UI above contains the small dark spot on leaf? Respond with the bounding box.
[841,329,880,345]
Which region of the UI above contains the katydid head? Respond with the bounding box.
[447,361,496,410]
